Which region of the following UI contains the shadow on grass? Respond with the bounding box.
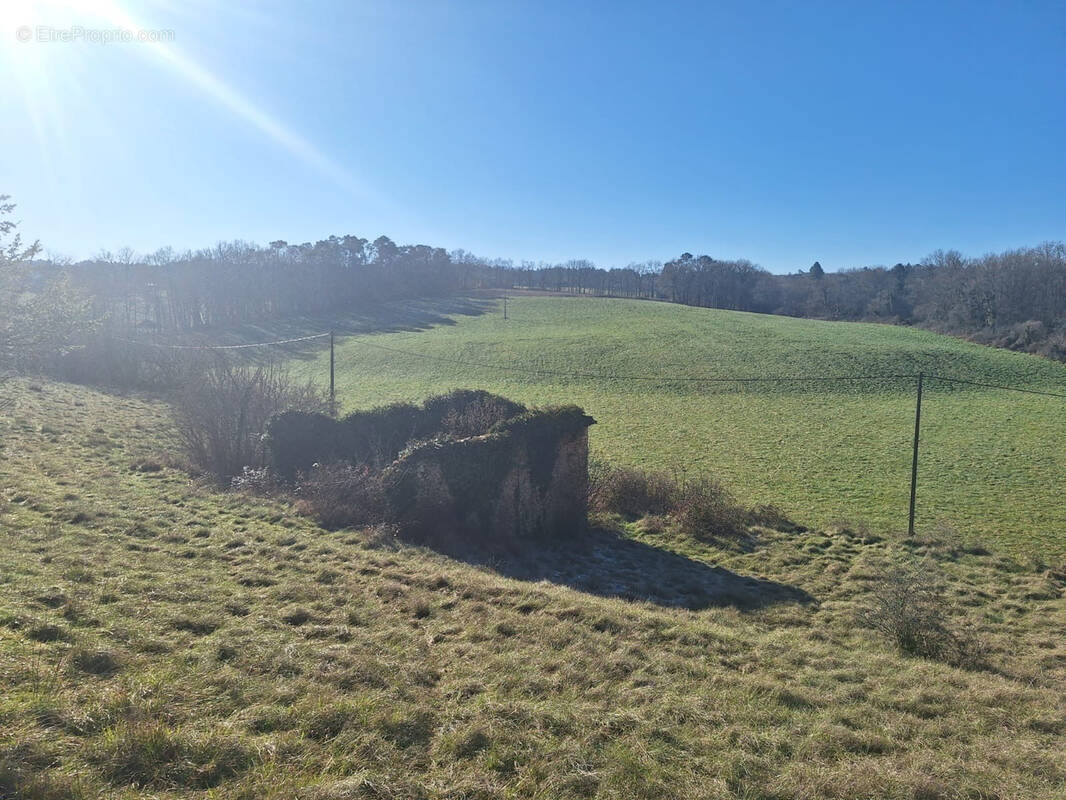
[144,295,498,361]
[429,526,813,611]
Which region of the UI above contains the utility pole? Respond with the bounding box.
[329,331,336,416]
[908,372,923,536]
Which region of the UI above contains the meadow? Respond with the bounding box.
[2,378,1065,799]
[288,295,1066,557]
[3,295,1066,798]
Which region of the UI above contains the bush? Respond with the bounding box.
[264,410,352,482]
[672,474,745,539]
[745,504,805,532]
[589,460,744,539]
[342,402,422,468]
[0,256,99,376]
[588,460,675,517]
[1036,330,1066,361]
[975,319,1066,362]
[1000,320,1048,350]
[426,389,526,437]
[860,560,989,667]
[172,357,328,485]
[296,462,386,530]
[859,561,953,659]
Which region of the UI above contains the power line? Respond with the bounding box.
[115,332,330,350]
[344,336,915,384]
[343,337,1066,397]
[113,331,1066,398]
[926,374,1066,399]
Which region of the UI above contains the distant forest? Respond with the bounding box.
[34,235,1066,362]
[495,244,1066,361]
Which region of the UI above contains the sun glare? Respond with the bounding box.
[3,0,379,206]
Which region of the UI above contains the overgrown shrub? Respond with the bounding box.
[264,410,354,482]
[342,402,423,468]
[859,560,953,659]
[427,389,526,437]
[1036,330,1066,361]
[172,357,328,485]
[672,474,744,539]
[588,459,674,516]
[973,319,1066,362]
[860,560,989,668]
[295,462,386,529]
[588,459,744,539]
[265,389,529,481]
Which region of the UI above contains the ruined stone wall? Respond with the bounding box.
[265,392,594,546]
[381,407,594,545]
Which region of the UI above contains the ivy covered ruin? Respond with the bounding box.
[265,390,595,545]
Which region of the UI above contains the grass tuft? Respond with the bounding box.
[94,721,255,789]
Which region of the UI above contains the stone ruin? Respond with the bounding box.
[265,390,595,546]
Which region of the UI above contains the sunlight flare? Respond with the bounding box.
[4,0,379,204]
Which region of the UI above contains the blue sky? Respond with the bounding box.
[1,0,1064,272]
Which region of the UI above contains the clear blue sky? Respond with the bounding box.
[2,0,1064,272]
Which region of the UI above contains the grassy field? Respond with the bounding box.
[2,378,1066,799]
[285,295,1066,557]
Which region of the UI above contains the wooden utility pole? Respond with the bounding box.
[329,331,336,415]
[908,372,923,536]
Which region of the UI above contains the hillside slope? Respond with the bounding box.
[293,296,1066,555]
[1,379,1065,799]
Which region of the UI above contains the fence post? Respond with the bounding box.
[329,331,335,416]
[908,372,923,536]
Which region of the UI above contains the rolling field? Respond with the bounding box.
[293,296,1066,557]
[2,379,1066,799]
[3,297,1066,798]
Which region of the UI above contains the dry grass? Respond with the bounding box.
[1,379,1065,799]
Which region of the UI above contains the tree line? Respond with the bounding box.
[70,236,467,333]
[35,238,1066,362]
[492,245,1066,361]
[4,186,1064,367]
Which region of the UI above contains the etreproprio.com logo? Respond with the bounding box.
[15,25,175,44]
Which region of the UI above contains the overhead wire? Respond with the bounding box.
[111,331,1066,397]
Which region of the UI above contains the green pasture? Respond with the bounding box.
[292,296,1066,555]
